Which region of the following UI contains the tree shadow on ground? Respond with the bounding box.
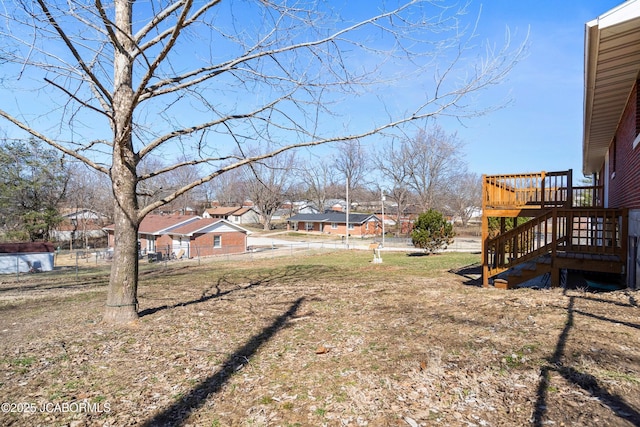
[138,275,258,317]
[532,295,640,427]
[0,278,109,294]
[141,297,304,427]
[138,264,329,317]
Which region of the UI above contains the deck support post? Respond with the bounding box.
[551,267,560,288]
[481,175,490,287]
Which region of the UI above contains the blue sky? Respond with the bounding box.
[448,0,621,179]
[0,0,625,183]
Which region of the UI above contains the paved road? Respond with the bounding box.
[247,235,481,253]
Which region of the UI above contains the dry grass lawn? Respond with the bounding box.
[1,250,640,426]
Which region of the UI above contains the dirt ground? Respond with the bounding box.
[1,252,639,427]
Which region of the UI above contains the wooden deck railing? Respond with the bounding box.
[483,170,603,209]
[484,208,627,279]
[571,185,603,208]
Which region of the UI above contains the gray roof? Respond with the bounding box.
[288,212,379,224]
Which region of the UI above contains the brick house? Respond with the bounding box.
[584,0,640,288]
[104,214,250,259]
[163,218,250,258]
[287,212,381,237]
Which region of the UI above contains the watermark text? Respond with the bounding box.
[1,400,111,414]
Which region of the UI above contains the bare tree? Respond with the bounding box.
[202,167,243,208]
[374,140,414,236]
[160,158,203,214]
[403,125,467,212]
[0,1,524,324]
[332,140,369,203]
[65,162,114,248]
[240,148,297,230]
[136,157,173,211]
[444,171,482,226]
[299,156,340,213]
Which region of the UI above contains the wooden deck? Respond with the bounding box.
[481,170,626,288]
[555,252,624,274]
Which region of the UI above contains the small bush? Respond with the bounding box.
[411,209,454,253]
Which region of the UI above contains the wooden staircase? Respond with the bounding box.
[494,256,552,290]
[482,170,628,288]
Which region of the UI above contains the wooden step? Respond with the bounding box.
[495,257,552,289]
[494,278,514,289]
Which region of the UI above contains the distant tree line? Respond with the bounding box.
[0,125,481,241]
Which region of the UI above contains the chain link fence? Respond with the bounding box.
[0,243,340,282]
[0,236,480,282]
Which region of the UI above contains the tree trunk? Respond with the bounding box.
[103,203,139,324]
[103,0,139,325]
[103,134,139,324]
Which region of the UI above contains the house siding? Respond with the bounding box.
[603,82,640,289]
[630,210,640,290]
[608,83,640,209]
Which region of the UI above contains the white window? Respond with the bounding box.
[348,223,354,230]
[305,222,314,231]
[213,235,221,248]
[331,222,338,229]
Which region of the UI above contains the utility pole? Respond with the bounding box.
[381,190,385,248]
[345,176,349,249]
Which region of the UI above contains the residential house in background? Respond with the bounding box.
[202,206,260,225]
[163,218,251,258]
[326,200,348,212]
[104,214,199,255]
[288,212,382,237]
[51,209,108,248]
[296,204,321,215]
[104,214,250,259]
[481,0,640,289]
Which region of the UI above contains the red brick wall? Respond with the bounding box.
[321,223,349,235]
[108,230,247,258]
[319,221,380,236]
[192,231,246,257]
[155,235,173,256]
[608,83,640,209]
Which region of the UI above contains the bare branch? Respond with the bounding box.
[35,0,112,105]
[138,94,289,159]
[43,77,111,119]
[0,108,109,175]
[139,0,424,98]
[135,1,221,51]
[132,0,193,105]
[138,154,239,181]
